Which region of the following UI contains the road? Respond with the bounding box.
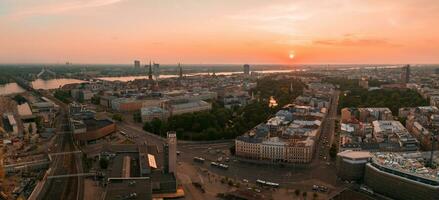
[175,90,341,192]
[313,90,340,164]
[39,92,83,200]
[112,91,340,196]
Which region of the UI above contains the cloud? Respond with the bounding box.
[313,35,400,47]
[11,0,124,18]
[227,2,314,35]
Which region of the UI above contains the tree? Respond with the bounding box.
[28,124,33,134]
[53,90,72,103]
[150,118,163,135]
[313,193,318,200]
[99,158,109,169]
[12,94,27,104]
[329,144,338,159]
[229,145,236,155]
[295,189,301,197]
[133,111,142,123]
[91,95,100,105]
[112,114,123,122]
[302,191,307,200]
[143,122,153,132]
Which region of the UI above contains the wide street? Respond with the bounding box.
[176,90,341,188]
[112,90,343,198]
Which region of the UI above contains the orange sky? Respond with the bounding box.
[1,0,439,64]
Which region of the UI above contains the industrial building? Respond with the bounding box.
[163,99,211,116]
[102,131,184,199]
[336,150,371,181]
[69,103,116,145]
[140,107,170,122]
[336,151,439,200]
[364,152,439,200]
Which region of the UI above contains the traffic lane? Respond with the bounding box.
[177,148,337,187]
[178,157,337,189]
[117,123,165,147]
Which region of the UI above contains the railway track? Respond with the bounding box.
[40,101,82,200]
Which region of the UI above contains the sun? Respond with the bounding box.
[289,52,295,59]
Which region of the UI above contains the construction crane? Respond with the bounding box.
[428,115,439,168]
[0,143,5,199]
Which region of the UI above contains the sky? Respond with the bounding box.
[0,0,439,65]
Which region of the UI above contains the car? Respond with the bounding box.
[243,179,249,183]
[312,185,319,191]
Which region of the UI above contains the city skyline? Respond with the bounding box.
[1,0,439,64]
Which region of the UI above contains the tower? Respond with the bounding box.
[178,63,183,79]
[134,60,140,68]
[153,62,160,80]
[405,64,410,83]
[164,131,177,174]
[148,61,153,80]
[243,64,250,75]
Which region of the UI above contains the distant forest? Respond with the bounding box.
[325,77,428,114]
[143,76,305,141]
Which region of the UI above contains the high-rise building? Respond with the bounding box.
[401,65,410,83]
[153,63,160,80]
[134,60,140,68]
[164,131,177,174]
[243,64,250,75]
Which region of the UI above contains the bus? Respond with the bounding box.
[256,179,279,188]
[193,157,205,163]
[210,162,229,170]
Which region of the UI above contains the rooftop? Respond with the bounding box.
[104,178,152,200]
[371,152,439,183]
[17,103,33,117]
[338,150,372,160]
[83,118,114,131]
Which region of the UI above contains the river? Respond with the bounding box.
[0,69,299,95]
[0,82,26,95]
[31,78,86,90]
[97,69,300,82]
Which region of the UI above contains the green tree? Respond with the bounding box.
[143,122,153,132]
[133,111,142,123]
[295,189,301,197]
[91,95,100,105]
[12,94,27,104]
[329,144,338,159]
[313,193,318,200]
[229,145,236,155]
[112,114,123,122]
[53,90,71,103]
[28,124,33,134]
[302,191,307,200]
[99,157,109,169]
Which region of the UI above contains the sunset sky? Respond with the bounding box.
[1,0,439,64]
